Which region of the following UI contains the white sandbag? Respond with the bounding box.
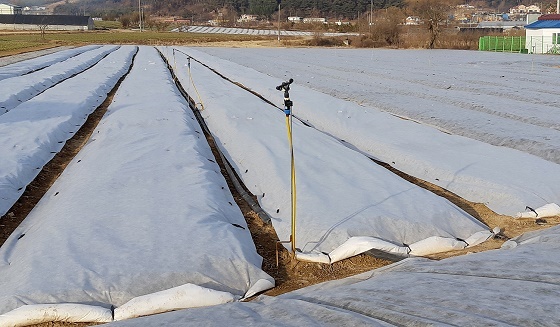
[114,283,236,321]
[516,203,560,219]
[294,236,414,264]
[501,239,518,250]
[464,230,494,247]
[295,237,413,264]
[327,237,409,264]
[0,303,112,327]
[409,236,466,256]
[295,252,332,264]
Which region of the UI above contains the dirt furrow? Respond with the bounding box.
[0,46,138,247]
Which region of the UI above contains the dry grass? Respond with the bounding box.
[1,25,508,56]
[0,30,279,57]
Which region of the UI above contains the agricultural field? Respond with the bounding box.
[0,45,559,326]
[0,31,276,58]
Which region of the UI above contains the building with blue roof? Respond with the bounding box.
[525,14,560,53]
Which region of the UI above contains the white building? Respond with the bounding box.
[405,16,421,25]
[302,17,326,24]
[525,14,560,53]
[510,4,541,14]
[0,3,22,15]
[237,14,257,23]
[511,4,527,14]
[526,5,541,13]
[0,14,93,31]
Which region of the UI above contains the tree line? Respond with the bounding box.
[54,0,406,19]
[53,0,529,20]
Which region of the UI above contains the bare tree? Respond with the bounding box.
[406,0,459,49]
[372,7,406,47]
[120,15,131,28]
[155,20,170,32]
[38,17,49,40]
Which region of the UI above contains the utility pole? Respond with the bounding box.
[138,0,142,32]
[369,0,373,33]
[277,0,281,42]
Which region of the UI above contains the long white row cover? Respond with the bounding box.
[102,225,560,327]
[175,25,354,37]
[160,47,492,264]
[0,45,119,115]
[0,45,136,217]
[179,48,560,218]
[0,46,273,326]
[194,48,560,165]
[0,45,101,81]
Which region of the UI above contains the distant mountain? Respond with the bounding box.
[48,0,405,19]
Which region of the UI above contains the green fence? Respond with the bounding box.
[478,36,527,53]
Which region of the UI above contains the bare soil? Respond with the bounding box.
[0,46,75,65]
[2,45,558,327]
[0,44,68,60]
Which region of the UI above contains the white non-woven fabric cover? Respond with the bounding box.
[174,25,353,37]
[102,225,560,326]
[0,45,101,81]
[0,46,273,325]
[161,47,491,263]
[114,284,236,321]
[0,45,119,115]
[0,45,136,217]
[192,48,560,164]
[178,47,560,218]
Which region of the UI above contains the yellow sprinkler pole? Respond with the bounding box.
[276,78,296,254]
[172,48,205,111]
[286,113,297,253]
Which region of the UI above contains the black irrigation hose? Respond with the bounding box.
[173,49,313,128]
[156,47,272,224]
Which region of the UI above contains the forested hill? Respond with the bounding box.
[151,0,404,18]
[43,0,522,19]
[50,0,404,19]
